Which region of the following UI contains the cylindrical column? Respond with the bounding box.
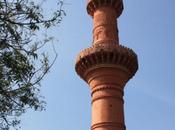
[91,85,125,130]
[86,67,129,130]
[93,7,118,44]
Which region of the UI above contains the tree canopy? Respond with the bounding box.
[0,0,65,129]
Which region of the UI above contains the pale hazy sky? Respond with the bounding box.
[15,0,175,130]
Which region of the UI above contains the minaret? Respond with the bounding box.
[75,0,138,130]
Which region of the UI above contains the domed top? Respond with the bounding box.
[87,0,124,17]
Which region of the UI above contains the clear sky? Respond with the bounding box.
[16,0,175,130]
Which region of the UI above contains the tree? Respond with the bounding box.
[0,0,65,129]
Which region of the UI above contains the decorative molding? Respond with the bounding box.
[91,85,123,97]
[87,0,124,18]
[93,23,117,33]
[75,43,138,82]
[86,66,129,84]
[91,122,126,130]
[93,24,118,42]
[91,95,124,104]
[91,82,122,90]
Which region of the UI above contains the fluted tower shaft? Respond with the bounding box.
[75,0,138,130]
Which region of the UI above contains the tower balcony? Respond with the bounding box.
[75,43,138,84]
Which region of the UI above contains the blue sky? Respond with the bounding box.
[17,0,175,130]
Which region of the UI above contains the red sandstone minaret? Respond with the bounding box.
[75,0,138,130]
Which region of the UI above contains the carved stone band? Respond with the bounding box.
[91,85,123,97]
[91,122,126,130]
[91,95,124,104]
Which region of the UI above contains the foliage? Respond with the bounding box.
[0,0,65,129]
